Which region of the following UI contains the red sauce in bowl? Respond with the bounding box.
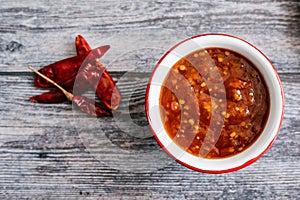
[159,48,269,158]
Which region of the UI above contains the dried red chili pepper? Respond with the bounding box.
[29,66,112,117]
[94,61,122,110]
[76,35,91,55]
[30,35,93,103]
[74,35,121,109]
[74,62,122,110]
[31,35,121,108]
[30,89,67,103]
[34,45,110,88]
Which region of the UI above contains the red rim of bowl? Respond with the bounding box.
[145,33,285,174]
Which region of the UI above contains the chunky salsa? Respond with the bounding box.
[159,48,269,158]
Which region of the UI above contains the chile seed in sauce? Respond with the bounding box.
[159,48,269,159]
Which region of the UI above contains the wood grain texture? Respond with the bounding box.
[0,0,299,199]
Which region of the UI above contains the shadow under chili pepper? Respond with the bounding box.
[109,71,155,142]
[71,69,173,173]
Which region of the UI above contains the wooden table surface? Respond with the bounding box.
[0,0,299,199]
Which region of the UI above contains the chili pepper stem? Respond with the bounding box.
[28,66,73,101]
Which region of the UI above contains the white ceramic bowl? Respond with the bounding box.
[146,34,284,173]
